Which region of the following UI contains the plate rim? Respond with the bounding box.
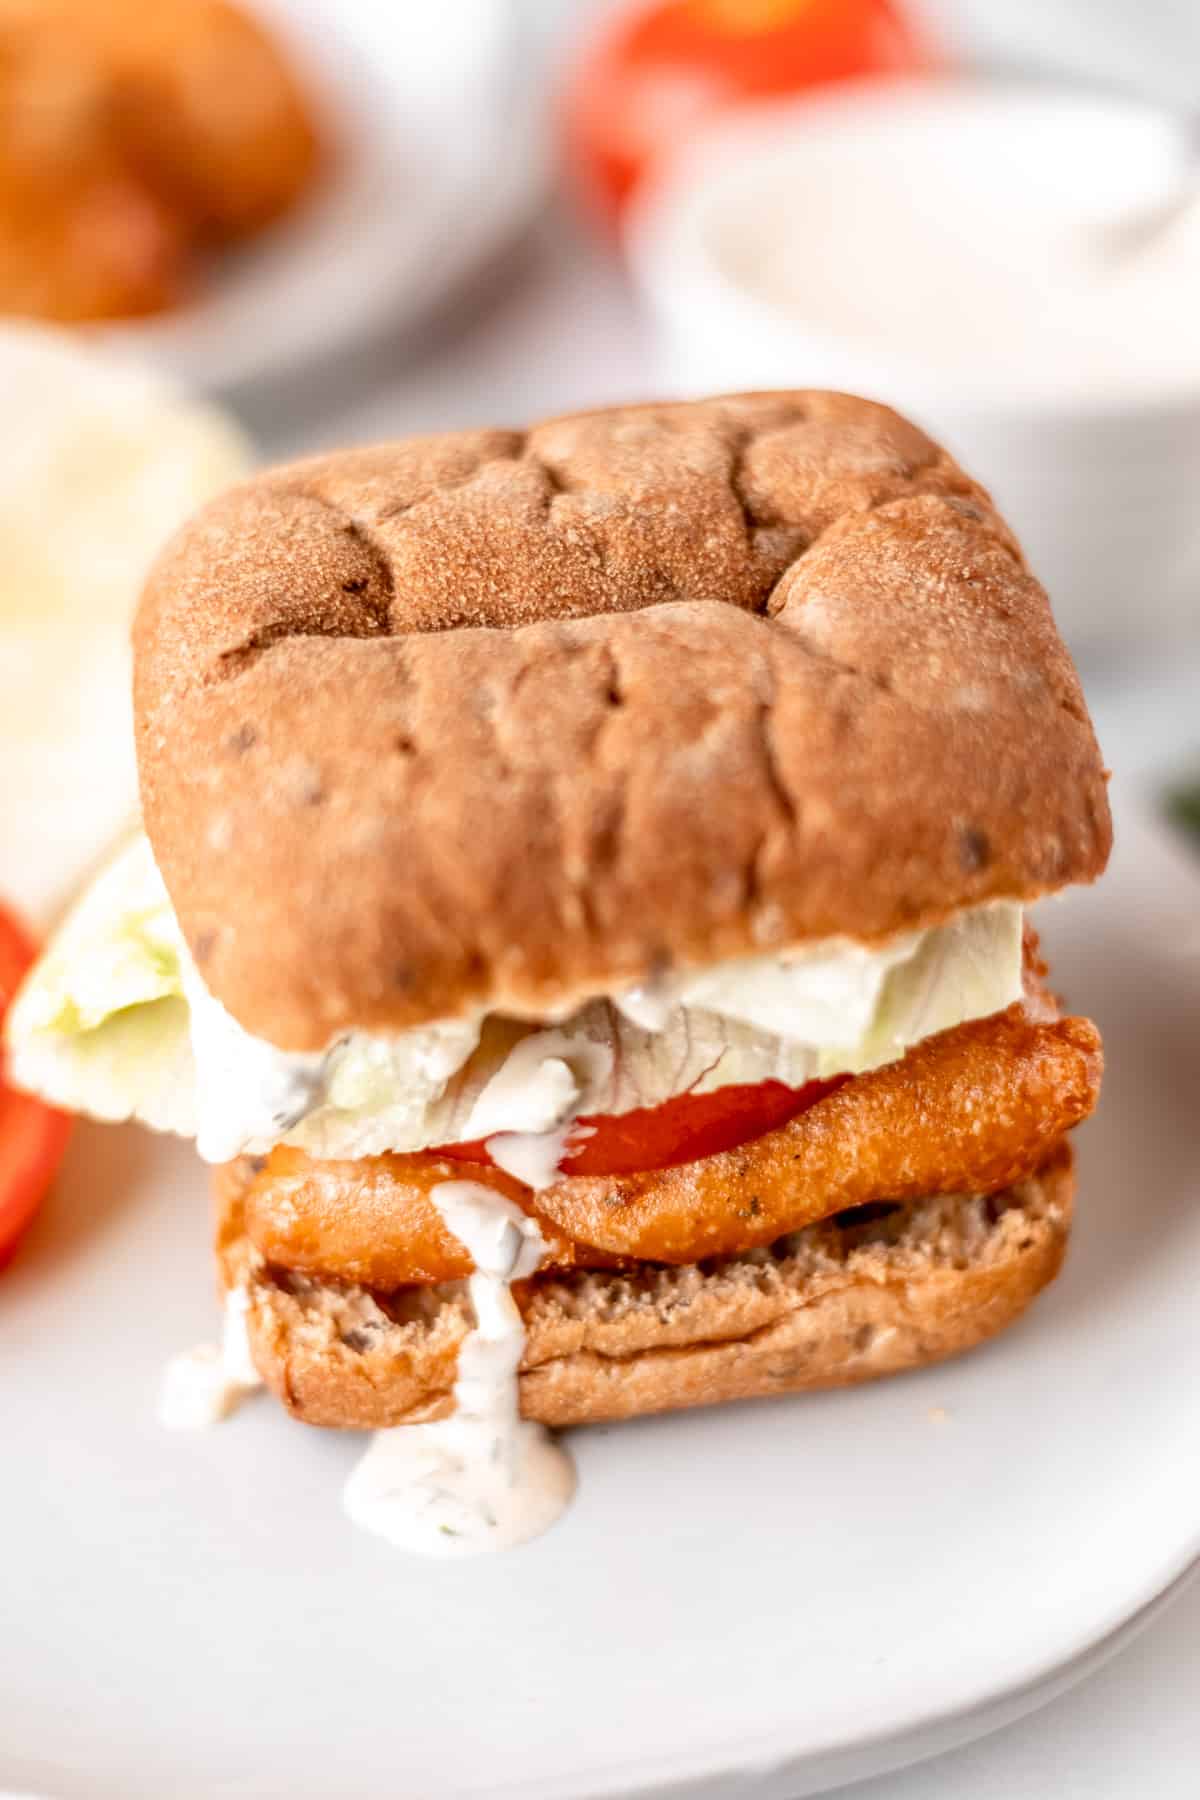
[513,1555,1200,1800]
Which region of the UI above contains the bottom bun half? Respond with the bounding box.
[216,1145,1073,1431]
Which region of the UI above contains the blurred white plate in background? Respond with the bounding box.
[1,792,1198,1798]
[90,0,548,393]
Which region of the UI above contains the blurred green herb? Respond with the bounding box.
[1165,776,1200,848]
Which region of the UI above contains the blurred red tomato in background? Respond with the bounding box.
[563,0,935,222]
[0,906,71,1270]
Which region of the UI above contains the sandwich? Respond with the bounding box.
[6,391,1110,1555]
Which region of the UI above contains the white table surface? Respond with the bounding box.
[235,193,1200,1800]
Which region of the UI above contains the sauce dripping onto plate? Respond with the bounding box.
[342,1181,575,1556]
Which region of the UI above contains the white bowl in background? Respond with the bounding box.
[626,81,1200,660]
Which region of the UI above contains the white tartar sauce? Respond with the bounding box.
[342,1181,575,1556]
[159,1288,264,1429]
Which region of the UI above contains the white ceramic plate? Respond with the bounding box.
[2,791,1198,1800]
[88,0,547,392]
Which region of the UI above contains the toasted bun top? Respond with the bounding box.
[133,391,1110,1050]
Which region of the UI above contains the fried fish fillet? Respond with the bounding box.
[233,964,1101,1286]
[0,0,321,321]
[96,0,323,239]
[0,7,187,319]
[219,1146,1076,1430]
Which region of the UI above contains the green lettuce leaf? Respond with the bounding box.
[5,836,196,1133]
[6,834,1025,1162]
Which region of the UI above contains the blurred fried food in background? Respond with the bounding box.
[0,0,324,322]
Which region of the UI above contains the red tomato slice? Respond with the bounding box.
[433,1073,846,1181]
[563,0,934,220]
[0,903,72,1269]
[0,905,35,1016]
[0,1086,72,1272]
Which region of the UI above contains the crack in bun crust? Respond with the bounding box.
[134,391,1111,1049]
